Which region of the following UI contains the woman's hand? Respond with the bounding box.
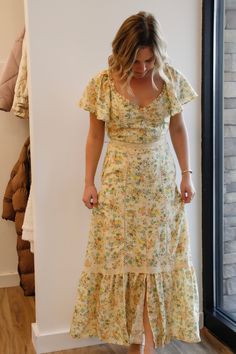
[82,184,99,209]
[180,174,196,204]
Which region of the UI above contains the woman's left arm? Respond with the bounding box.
[169,112,196,204]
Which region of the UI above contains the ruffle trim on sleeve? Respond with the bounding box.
[78,69,111,122]
[165,64,198,117]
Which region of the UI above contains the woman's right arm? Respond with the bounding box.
[83,112,105,209]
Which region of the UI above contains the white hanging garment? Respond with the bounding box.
[22,183,34,253]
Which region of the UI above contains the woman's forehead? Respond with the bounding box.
[135,47,154,60]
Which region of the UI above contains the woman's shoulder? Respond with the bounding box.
[89,68,110,84]
[163,62,198,107]
[164,63,193,87]
[164,62,184,81]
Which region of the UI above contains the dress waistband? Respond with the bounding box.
[108,138,166,150]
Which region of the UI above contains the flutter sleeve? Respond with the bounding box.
[78,69,111,122]
[165,64,198,117]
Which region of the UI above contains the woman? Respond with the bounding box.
[70,11,201,354]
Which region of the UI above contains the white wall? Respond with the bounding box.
[25,0,202,353]
[0,0,28,287]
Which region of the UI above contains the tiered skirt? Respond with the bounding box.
[70,138,201,348]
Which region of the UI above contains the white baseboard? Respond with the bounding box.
[31,323,104,354]
[31,312,204,354]
[0,272,19,287]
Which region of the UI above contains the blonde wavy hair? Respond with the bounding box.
[108,11,171,97]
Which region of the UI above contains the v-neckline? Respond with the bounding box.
[108,69,166,110]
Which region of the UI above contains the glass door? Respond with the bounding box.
[202,0,236,351]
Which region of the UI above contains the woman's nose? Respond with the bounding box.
[137,62,146,73]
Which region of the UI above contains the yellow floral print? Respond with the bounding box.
[70,63,201,349]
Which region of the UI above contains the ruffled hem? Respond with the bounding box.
[70,268,201,349]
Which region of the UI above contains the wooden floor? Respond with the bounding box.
[0,286,234,354]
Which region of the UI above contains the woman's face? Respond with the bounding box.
[131,47,155,79]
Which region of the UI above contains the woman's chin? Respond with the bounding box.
[133,72,148,79]
[133,69,153,79]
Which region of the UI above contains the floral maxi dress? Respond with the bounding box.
[70,63,201,349]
